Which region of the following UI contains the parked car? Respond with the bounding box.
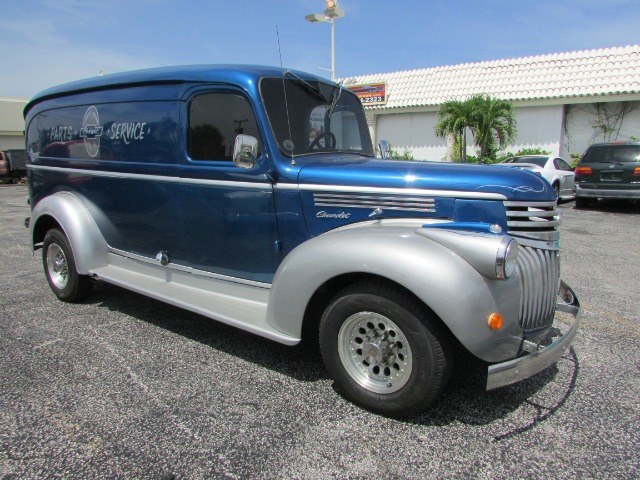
[499,155,575,200]
[574,142,640,208]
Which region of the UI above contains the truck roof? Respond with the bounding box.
[25,64,333,116]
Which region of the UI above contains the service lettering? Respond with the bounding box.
[107,122,147,144]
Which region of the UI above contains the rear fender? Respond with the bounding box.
[31,192,109,274]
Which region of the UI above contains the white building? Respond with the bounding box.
[342,45,640,162]
[0,97,28,151]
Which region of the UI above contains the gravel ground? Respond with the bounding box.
[1,184,638,479]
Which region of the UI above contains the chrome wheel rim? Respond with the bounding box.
[46,243,69,290]
[338,312,412,394]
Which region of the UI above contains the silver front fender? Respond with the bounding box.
[267,222,524,362]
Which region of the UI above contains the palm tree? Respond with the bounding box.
[434,98,476,163]
[435,95,517,163]
[473,95,517,162]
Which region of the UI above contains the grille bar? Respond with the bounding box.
[504,200,560,242]
[516,245,560,331]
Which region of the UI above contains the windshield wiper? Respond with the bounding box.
[327,82,343,119]
[284,71,329,103]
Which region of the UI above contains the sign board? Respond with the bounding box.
[346,83,387,106]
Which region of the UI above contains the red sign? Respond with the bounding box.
[346,83,387,106]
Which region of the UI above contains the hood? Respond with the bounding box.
[296,155,555,202]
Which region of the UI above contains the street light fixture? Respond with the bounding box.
[305,0,345,81]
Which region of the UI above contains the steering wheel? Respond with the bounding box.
[308,132,336,151]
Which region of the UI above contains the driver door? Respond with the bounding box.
[179,89,280,283]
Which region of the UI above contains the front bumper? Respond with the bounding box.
[486,280,580,390]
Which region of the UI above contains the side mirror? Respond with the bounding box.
[378,140,391,159]
[232,134,258,169]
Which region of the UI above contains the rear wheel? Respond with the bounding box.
[319,282,451,417]
[42,228,92,302]
[575,197,590,208]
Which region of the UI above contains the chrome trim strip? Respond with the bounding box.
[276,182,507,200]
[504,200,557,208]
[487,280,580,390]
[27,164,273,190]
[28,164,180,183]
[180,177,273,190]
[106,247,272,290]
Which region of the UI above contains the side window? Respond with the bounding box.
[554,158,572,171]
[188,93,261,161]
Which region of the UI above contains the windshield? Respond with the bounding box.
[260,76,374,157]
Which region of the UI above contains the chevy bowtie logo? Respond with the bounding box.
[80,124,103,140]
[81,106,103,157]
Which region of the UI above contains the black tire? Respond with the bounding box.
[575,197,590,208]
[553,183,560,200]
[42,228,93,302]
[319,281,451,417]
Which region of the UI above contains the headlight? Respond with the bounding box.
[496,237,518,279]
[417,226,519,280]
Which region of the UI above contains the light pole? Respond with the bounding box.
[305,0,345,81]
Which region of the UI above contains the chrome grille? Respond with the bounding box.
[504,201,559,241]
[313,193,436,213]
[516,245,560,331]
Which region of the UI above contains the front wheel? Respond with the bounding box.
[42,228,93,302]
[319,282,451,417]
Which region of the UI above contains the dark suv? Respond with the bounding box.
[574,142,640,207]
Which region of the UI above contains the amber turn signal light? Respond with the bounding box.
[487,313,503,330]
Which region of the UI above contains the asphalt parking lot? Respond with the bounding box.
[1,184,638,479]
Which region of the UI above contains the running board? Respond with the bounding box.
[90,253,300,345]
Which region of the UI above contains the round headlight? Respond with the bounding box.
[496,238,519,279]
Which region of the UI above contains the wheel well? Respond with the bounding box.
[300,272,451,345]
[32,215,62,250]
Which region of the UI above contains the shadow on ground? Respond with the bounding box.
[84,281,579,429]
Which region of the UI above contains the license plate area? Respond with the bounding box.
[600,170,624,182]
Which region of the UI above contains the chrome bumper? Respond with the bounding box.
[486,280,580,390]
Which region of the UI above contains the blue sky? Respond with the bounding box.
[1,0,639,98]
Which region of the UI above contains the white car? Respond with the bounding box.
[499,155,575,200]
